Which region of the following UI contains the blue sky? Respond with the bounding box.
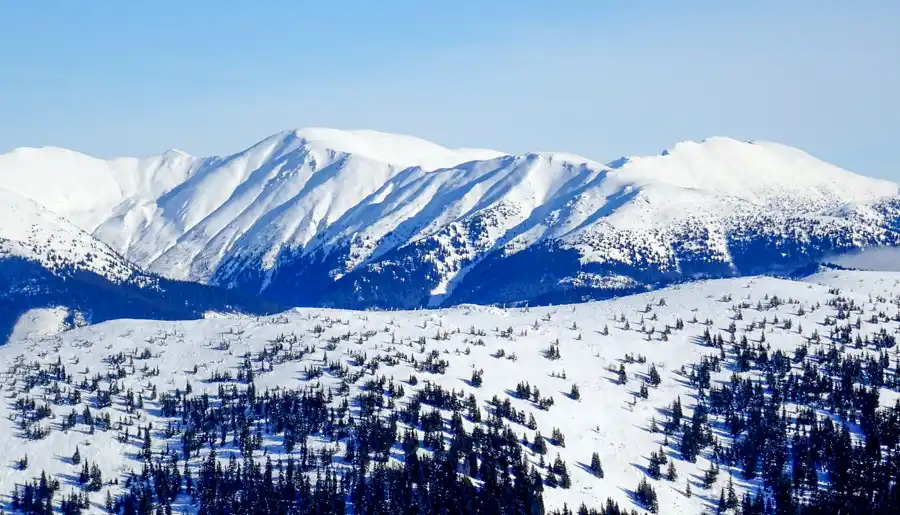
[1,1,898,179]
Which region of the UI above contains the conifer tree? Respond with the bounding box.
[569,383,580,400]
[590,452,604,478]
[665,461,677,481]
[648,364,661,387]
[636,477,659,513]
[88,463,103,491]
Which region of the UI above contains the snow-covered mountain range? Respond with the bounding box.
[2,128,899,313]
[4,127,900,513]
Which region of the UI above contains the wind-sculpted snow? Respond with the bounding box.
[3,271,900,513]
[1,130,899,309]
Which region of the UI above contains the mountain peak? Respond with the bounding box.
[612,136,898,202]
[161,148,192,158]
[271,127,507,169]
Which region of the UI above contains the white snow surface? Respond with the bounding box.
[2,271,900,513]
[6,307,78,342]
[0,130,897,295]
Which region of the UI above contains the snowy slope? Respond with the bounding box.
[1,131,898,309]
[0,146,197,231]
[6,307,79,342]
[269,137,900,308]
[0,129,505,283]
[2,270,900,513]
[0,188,283,345]
[0,188,139,281]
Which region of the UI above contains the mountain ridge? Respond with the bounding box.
[1,129,898,310]
[0,187,282,345]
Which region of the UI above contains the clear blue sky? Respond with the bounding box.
[1,1,898,179]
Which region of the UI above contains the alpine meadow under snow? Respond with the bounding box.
[3,128,900,514]
[4,270,900,514]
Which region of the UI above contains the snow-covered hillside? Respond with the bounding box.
[3,271,900,514]
[1,130,899,309]
[0,188,282,345]
[0,188,139,282]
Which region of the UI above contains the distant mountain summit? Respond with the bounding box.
[1,129,898,313]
